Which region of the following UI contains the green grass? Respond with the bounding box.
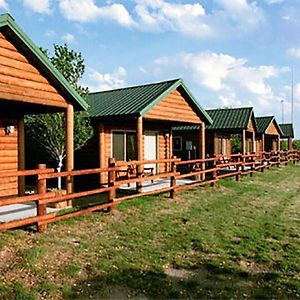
[1,164,300,299]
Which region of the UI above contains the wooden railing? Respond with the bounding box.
[0,150,299,233]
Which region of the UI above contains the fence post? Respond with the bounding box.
[170,156,177,199]
[236,154,241,182]
[36,164,47,233]
[108,158,116,211]
[261,152,265,173]
[211,156,217,187]
[250,154,255,177]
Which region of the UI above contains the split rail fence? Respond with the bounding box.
[0,150,299,233]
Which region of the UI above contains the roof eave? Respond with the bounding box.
[140,79,213,125]
[0,13,88,111]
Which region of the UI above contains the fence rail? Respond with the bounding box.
[0,150,299,233]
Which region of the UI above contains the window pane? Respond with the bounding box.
[218,138,222,154]
[126,133,137,160]
[113,132,125,161]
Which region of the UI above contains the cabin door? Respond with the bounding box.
[144,131,157,173]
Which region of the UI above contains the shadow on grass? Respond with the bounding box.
[64,262,297,299]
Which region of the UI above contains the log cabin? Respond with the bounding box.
[255,116,282,152]
[279,123,294,150]
[0,14,88,197]
[173,107,257,158]
[76,79,212,184]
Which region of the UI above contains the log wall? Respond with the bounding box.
[0,118,18,197]
[0,31,67,108]
[144,89,201,124]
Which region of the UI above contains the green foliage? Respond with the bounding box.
[293,140,300,149]
[231,134,242,154]
[26,44,93,168]
[280,140,288,150]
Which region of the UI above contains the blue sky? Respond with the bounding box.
[1,0,300,137]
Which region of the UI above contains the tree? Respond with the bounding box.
[26,44,93,189]
[231,134,242,154]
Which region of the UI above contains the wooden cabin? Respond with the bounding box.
[173,107,257,158]
[279,123,294,150]
[255,116,282,152]
[77,79,212,184]
[0,14,88,197]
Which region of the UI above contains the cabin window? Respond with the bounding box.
[112,131,137,161]
[246,138,253,153]
[218,138,222,154]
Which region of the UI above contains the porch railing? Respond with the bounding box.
[0,150,299,233]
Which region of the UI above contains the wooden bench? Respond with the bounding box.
[116,161,155,186]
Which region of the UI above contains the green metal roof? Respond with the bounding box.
[0,13,88,111]
[255,116,283,136]
[206,107,255,130]
[279,123,294,138]
[173,107,256,132]
[88,79,213,124]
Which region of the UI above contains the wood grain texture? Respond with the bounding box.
[0,30,68,108]
[145,89,201,123]
[266,121,280,136]
[0,118,18,197]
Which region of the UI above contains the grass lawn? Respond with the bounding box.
[1,164,300,299]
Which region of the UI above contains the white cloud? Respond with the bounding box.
[135,0,212,37]
[214,0,264,32]
[23,0,51,14]
[264,0,284,4]
[87,67,127,92]
[0,0,8,10]
[59,0,135,27]
[154,51,286,112]
[287,48,300,59]
[61,33,75,43]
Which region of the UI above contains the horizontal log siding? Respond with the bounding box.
[266,121,280,136]
[144,89,201,123]
[248,118,255,132]
[0,31,67,108]
[256,139,263,152]
[0,118,18,197]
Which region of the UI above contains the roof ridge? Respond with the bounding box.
[89,78,181,95]
[206,106,253,112]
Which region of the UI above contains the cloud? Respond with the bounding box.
[61,33,75,43]
[213,0,265,32]
[87,67,127,92]
[135,0,212,38]
[0,0,8,10]
[23,0,51,14]
[287,47,300,59]
[56,0,264,39]
[154,51,286,113]
[264,0,284,4]
[59,0,135,27]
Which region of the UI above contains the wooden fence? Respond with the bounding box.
[0,150,299,233]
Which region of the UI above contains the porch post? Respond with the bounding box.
[213,132,218,156]
[277,135,280,151]
[98,123,105,185]
[262,134,265,152]
[199,123,205,180]
[242,129,246,155]
[252,130,255,153]
[288,137,293,150]
[137,116,143,192]
[169,129,173,158]
[18,116,25,196]
[65,104,74,197]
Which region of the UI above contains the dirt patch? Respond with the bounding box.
[164,264,208,282]
[239,260,270,275]
[0,247,18,272]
